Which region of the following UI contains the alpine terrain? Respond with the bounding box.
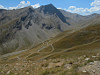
[0,4,100,75]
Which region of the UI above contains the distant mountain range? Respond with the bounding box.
[0,4,100,55]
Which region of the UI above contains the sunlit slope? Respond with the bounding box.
[35,23,100,60]
[52,23,100,52]
[3,23,100,62]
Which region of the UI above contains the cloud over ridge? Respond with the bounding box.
[0,1,40,10]
[66,0,100,15]
[0,0,100,15]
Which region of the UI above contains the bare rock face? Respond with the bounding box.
[0,4,69,55]
[0,4,100,55]
[37,4,69,24]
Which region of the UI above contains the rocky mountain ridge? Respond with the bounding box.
[0,4,100,55]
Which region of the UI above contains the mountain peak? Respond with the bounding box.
[37,4,68,24]
[46,3,53,6]
[38,4,56,13]
[44,4,54,7]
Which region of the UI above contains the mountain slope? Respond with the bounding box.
[37,4,69,24]
[0,6,100,75]
[59,9,100,28]
[0,5,69,55]
[0,4,100,56]
[0,19,100,75]
[4,21,100,61]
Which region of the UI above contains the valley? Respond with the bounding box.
[0,4,100,75]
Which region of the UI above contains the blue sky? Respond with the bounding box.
[0,0,100,15]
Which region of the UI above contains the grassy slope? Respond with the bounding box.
[2,24,98,63]
[34,23,100,60]
[0,23,100,75]
[33,23,100,75]
[53,24,100,51]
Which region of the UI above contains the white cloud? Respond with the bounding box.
[31,3,40,8]
[0,5,7,9]
[66,0,100,15]
[91,0,100,6]
[69,6,76,9]
[20,1,26,4]
[0,5,4,9]
[0,1,40,10]
[57,8,62,9]
[8,1,30,10]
